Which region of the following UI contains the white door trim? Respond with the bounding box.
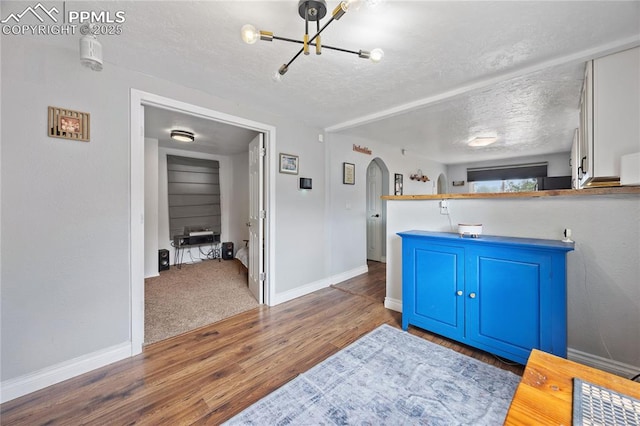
[366,160,383,262]
[129,89,277,355]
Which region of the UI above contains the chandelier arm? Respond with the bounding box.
[308,15,334,45]
[304,3,310,55]
[272,35,306,44]
[284,48,306,69]
[319,44,359,55]
[272,35,360,55]
[316,16,321,54]
[283,15,336,69]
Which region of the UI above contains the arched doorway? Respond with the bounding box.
[437,172,447,194]
[366,158,389,262]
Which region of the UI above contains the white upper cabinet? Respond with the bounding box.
[579,47,640,188]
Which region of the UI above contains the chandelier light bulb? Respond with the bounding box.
[346,0,362,11]
[241,24,260,44]
[369,48,384,63]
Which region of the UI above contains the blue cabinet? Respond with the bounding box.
[398,230,574,364]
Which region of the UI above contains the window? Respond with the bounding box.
[470,178,539,193]
[467,163,547,193]
[167,155,221,238]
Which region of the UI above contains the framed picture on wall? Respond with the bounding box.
[47,106,90,142]
[343,162,355,185]
[279,153,299,174]
[394,173,403,195]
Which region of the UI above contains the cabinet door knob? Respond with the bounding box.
[456,290,463,296]
[469,292,476,299]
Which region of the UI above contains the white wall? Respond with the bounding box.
[327,133,447,275]
[229,151,250,251]
[2,39,131,382]
[0,36,327,390]
[385,195,640,374]
[446,152,571,193]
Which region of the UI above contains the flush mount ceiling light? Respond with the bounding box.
[241,0,384,77]
[170,130,195,143]
[468,136,498,147]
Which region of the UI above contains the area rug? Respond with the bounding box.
[145,259,258,344]
[224,324,520,425]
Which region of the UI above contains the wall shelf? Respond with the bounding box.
[382,186,640,201]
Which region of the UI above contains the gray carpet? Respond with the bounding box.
[145,259,259,345]
[225,324,520,425]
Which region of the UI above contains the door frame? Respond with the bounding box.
[129,89,276,355]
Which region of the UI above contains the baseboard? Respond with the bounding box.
[1,342,131,404]
[331,265,369,286]
[270,265,369,306]
[384,297,402,313]
[567,347,640,378]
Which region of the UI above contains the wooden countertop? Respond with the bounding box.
[504,349,640,425]
[382,186,640,200]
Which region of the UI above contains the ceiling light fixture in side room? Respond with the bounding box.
[170,130,195,143]
[468,136,498,147]
[241,0,383,77]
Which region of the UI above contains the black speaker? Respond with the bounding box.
[158,249,170,271]
[222,242,234,260]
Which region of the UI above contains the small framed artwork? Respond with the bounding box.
[394,173,403,195]
[48,106,90,141]
[343,162,355,185]
[279,153,299,174]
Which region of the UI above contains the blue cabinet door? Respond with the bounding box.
[465,246,550,361]
[402,239,464,340]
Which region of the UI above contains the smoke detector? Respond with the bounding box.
[79,34,103,71]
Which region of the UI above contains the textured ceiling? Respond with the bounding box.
[144,106,257,155]
[8,1,640,163]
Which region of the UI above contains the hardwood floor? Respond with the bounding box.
[1,261,524,425]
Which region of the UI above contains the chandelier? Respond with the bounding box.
[241,0,384,77]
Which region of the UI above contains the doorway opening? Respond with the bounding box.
[437,172,447,194]
[130,89,276,355]
[366,157,389,263]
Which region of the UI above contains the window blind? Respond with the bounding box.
[167,155,221,238]
[467,162,548,182]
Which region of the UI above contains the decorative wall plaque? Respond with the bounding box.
[352,144,372,155]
